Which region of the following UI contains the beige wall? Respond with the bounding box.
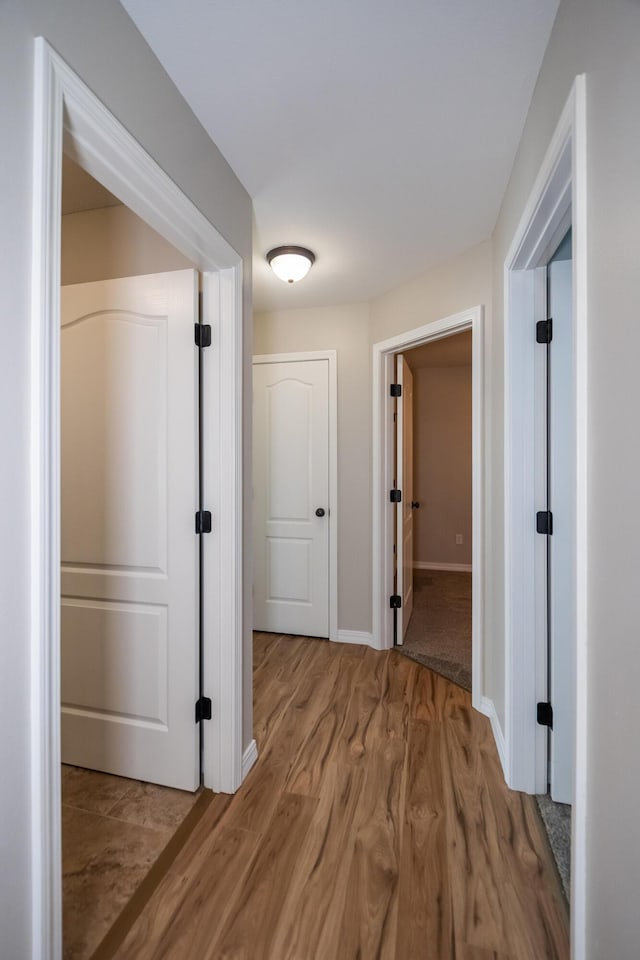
[410,364,472,567]
[254,304,372,632]
[369,240,492,343]
[490,0,640,953]
[61,205,193,284]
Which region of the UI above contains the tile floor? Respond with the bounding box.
[62,765,202,960]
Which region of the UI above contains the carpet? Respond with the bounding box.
[398,569,472,691]
[535,793,571,899]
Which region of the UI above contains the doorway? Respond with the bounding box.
[503,75,587,950]
[371,306,485,712]
[393,333,473,691]
[59,159,212,960]
[32,41,244,960]
[532,227,574,897]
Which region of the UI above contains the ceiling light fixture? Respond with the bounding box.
[266,245,315,284]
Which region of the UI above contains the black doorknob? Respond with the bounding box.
[315,507,326,517]
[411,501,421,509]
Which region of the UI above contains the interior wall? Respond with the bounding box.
[410,364,472,567]
[254,304,372,634]
[491,0,640,953]
[61,205,193,284]
[369,240,492,344]
[255,244,491,637]
[0,3,251,954]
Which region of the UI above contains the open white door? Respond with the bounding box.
[253,358,330,638]
[395,354,414,644]
[548,257,576,804]
[60,269,200,791]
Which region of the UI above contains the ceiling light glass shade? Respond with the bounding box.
[267,245,315,283]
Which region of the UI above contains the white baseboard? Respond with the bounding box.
[241,739,258,780]
[335,629,377,650]
[479,696,508,781]
[413,561,472,572]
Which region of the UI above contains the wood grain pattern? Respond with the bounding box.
[113,636,569,960]
[396,721,454,959]
[269,762,366,960]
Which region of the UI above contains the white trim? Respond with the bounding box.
[480,696,508,774]
[336,629,376,649]
[253,351,339,642]
[241,739,258,779]
[571,75,588,960]
[31,42,63,960]
[503,76,587,958]
[31,40,245,960]
[413,561,472,572]
[202,269,245,794]
[371,308,484,717]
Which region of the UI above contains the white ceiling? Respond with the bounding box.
[121,0,559,311]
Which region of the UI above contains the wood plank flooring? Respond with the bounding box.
[114,634,569,960]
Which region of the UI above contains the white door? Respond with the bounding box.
[253,359,329,637]
[395,354,414,644]
[548,258,576,804]
[60,270,200,791]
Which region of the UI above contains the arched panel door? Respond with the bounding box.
[60,270,200,790]
[253,359,329,638]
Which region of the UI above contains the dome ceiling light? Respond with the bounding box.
[266,245,315,284]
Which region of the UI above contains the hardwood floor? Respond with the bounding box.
[114,634,569,960]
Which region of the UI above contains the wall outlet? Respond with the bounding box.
[455,533,463,544]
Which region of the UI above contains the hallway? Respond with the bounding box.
[113,634,568,959]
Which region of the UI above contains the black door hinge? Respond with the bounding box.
[390,383,402,397]
[537,701,553,728]
[390,489,402,503]
[536,318,553,344]
[195,323,212,348]
[390,594,401,609]
[195,696,212,723]
[536,510,553,535]
[195,510,212,534]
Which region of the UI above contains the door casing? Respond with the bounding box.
[394,354,414,645]
[253,351,338,642]
[372,307,484,714]
[31,39,245,960]
[503,75,587,956]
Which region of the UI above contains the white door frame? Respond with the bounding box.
[503,75,587,957]
[253,351,338,642]
[371,307,485,711]
[31,39,244,959]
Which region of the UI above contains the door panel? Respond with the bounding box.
[548,258,576,804]
[61,311,167,570]
[61,270,200,791]
[396,355,414,643]
[253,360,329,637]
[61,599,168,722]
